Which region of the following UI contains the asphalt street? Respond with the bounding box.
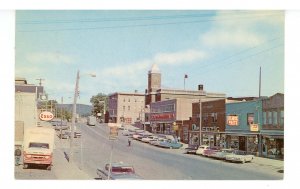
[69,122,283,180]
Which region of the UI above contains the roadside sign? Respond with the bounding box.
[108,123,120,140]
[39,111,54,121]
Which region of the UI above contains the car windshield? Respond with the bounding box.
[112,166,134,174]
[29,142,49,149]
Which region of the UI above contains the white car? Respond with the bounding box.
[225,152,254,163]
[195,145,209,155]
[141,136,158,143]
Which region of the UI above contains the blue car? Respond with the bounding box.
[158,139,183,149]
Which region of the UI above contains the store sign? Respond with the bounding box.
[250,124,259,132]
[227,115,239,126]
[39,111,54,121]
[108,123,120,140]
[150,113,175,121]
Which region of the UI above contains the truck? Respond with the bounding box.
[23,126,55,170]
[87,116,96,126]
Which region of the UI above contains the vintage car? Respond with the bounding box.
[141,135,158,143]
[184,144,199,154]
[225,151,254,163]
[195,145,209,155]
[203,146,221,157]
[157,139,183,149]
[210,149,234,159]
[96,162,142,180]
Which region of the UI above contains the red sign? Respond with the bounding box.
[150,113,175,121]
[39,111,54,121]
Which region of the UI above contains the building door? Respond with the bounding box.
[239,136,246,151]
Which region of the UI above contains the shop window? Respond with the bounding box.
[247,113,254,125]
[273,111,278,125]
[263,112,267,125]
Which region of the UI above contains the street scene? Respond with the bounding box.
[14,10,285,182]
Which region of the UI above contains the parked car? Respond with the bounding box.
[157,139,183,149]
[96,162,142,180]
[184,144,199,154]
[203,146,221,157]
[225,151,254,163]
[141,135,158,143]
[195,145,209,155]
[210,149,235,160]
[149,138,166,146]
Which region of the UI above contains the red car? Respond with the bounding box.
[203,146,221,157]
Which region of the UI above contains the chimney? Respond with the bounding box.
[198,84,203,91]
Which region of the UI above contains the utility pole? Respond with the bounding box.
[199,99,202,146]
[60,97,63,139]
[70,70,80,162]
[259,66,261,98]
[36,78,45,86]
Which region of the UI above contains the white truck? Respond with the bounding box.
[87,116,96,126]
[23,126,55,170]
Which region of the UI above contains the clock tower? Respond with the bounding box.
[146,64,161,104]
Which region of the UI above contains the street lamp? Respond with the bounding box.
[70,70,96,162]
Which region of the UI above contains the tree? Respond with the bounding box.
[90,93,108,118]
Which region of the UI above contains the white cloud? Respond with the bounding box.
[26,52,74,64]
[99,49,206,78]
[200,10,284,48]
[154,49,206,65]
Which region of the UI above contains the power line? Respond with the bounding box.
[17,12,283,33]
[17,11,280,25]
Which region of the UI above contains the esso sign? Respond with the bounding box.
[39,111,54,121]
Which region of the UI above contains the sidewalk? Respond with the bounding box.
[53,135,91,180]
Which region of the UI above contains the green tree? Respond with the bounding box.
[90,93,108,118]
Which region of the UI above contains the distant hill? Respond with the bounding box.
[56,104,93,116]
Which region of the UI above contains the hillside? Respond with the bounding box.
[56,104,93,116]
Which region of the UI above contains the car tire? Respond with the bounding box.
[23,163,28,169]
[46,165,52,171]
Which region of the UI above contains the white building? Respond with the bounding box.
[108,92,145,125]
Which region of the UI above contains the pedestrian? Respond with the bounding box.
[128,138,132,146]
[15,146,22,166]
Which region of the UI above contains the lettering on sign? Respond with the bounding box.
[227,115,239,126]
[250,124,259,132]
[39,111,54,121]
[150,113,175,121]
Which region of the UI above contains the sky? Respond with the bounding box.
[15,10,285,105]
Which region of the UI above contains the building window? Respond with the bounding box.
[123,106,125,111]
[123,98,125,102]
[128,106,130,111]
[247,113,254,125]
[268,111,272,125]
[211,113,217,123]
[280,110,284,125]
[273,111,278,125]
[128,98,130,102]
[263,112,267,125]
[203,113,208,122]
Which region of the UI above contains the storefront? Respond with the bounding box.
[261,134,284,159]
[224,132,260,155]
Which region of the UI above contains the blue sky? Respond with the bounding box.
[15,10,284,105]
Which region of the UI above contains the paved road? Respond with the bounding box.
[69,122,283,180]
